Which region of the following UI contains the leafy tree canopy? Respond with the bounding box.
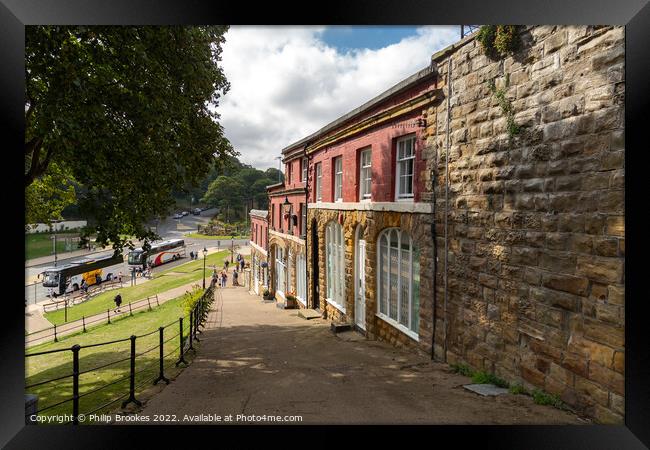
[25,25,236,254]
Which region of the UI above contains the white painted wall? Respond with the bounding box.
[26,221,87,233]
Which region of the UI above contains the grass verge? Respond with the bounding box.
[26,294,196,422]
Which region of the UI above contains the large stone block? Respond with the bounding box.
[576,255,623,283]
[541,273,589,296]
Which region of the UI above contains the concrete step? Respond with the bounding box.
[330,322,353,334]
[298,309,321,320]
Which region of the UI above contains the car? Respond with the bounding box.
[192,208,202,215]
[173,213,183,219]
[181,211,189,216]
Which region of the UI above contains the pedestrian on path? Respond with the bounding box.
[114,293,122,312]
[221,271,228,288]
[232,268,239,286]
[224,260,229,272]
[240,258,245,272]
[190,250,194,260]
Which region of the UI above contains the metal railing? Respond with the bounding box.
[24,280,215,424]
[26,294,162,346]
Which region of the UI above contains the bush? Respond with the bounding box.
[509,383,527,395]
[471,370,509,388]
[181,285,203,315]
[477,25,520,59]
[450,363,474,377]
[531,389,568,410]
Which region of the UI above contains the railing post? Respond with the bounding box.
[53,324,58,342]
[153,327,169,385]
[129,302,133,316]
[188,310,195,351]
[72,345,80,424]
[156,294,160,307]
[175,317,188,366]
[121,335,142,408]
[147,296,152,311]
[107,309,111,324]
[82,316,86,333]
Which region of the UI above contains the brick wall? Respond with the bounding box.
[426,25,625,423]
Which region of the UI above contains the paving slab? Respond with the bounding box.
[463,384,510,396]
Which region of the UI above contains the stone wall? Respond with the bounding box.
[425,25,625,423]
[307,207,435,356]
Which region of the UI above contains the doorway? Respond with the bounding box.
[354,225,366,330]
[311,219,320,310]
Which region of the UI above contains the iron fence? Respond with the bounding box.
[26,294,162,346]
[24,280,215,424]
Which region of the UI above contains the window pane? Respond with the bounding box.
[411,246,420,332]
[389,244,398,320]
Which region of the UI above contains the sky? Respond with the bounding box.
[217,26,461,170]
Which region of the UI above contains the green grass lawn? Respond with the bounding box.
[25,231,81,260]
[185,233,248,240]
[26,295,196,422]
[44,250,229,325]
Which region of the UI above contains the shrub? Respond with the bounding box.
[450,363,474,377]
[181,285,203,315]
[531,389,568,410]
[477,25,520,59]
[471,370,509,388]
[509,383,527,395]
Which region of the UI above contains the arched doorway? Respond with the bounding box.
[311,218,319,310]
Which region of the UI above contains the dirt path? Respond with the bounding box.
[136,286,587,425]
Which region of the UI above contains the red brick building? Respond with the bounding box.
[248,209,269,296]
[267,153,308,307]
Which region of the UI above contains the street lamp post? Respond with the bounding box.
[202,247,208,289]
[231,238,234,263]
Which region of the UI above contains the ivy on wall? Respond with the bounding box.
[488,75,520,139]
[476,25,520,59]
[477,25,523,138]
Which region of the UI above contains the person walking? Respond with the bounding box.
[224,260,229,272]
[221,271,228,288]
[189,250,194,260]
[232,268,239,286]
[240,258,245,272]
[114,293,122,312]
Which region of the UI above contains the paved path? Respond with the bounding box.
[137,286,585,425]
[25,280,204,347]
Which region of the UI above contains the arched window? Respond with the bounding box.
[326,221,345,311]
[377,229,420,337]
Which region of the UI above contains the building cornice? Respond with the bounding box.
[308,201,433,214]
[269,187,306,198]
[269,229,306,246]
[250,241,268,257]
[305,89,440,155]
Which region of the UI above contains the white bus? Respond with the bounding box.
[127,239,186,268]
[40,254,124,297]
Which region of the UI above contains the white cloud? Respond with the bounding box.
[218,26,460,169]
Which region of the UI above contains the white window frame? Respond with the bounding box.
[395,135,416,201]
[275,246,286,297]
[325,221,345,313]
[296,253,306,306]
[359,147,372,201]
[316,163,323,202]
[376,228,419,340]
[334,156,343,202]
[302,157,308,182]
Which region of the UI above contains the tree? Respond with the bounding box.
[25,26,235,253]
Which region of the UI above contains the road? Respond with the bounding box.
[25,209,249,305]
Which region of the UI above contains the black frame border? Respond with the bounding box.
[2,1,648,448]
